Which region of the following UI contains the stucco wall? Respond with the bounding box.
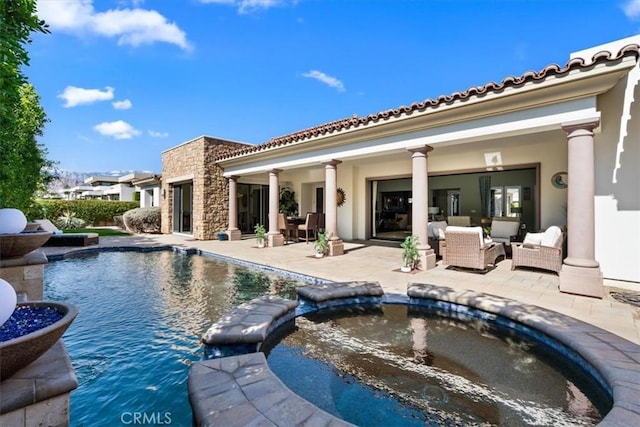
[594,74,640,282]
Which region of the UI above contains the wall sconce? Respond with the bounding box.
[162,188,166,199]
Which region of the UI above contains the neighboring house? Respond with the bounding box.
[83,173,156,201]
[56,185,95,200]
[161,36,640,292]
[132,174,162,208]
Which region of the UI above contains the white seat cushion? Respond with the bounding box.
[541,226,562,247]
[523,232,544,245]
[428,221,448,239]
[446,225,484,247]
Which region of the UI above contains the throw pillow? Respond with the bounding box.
[523,232,544,246]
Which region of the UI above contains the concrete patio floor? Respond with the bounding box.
[41,233,640,345]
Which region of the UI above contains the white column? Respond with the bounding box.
[559,118,603,298]
[267,169,284,247]
[409,146,436,270]
[226,176,241,240]
[323,160,344,256]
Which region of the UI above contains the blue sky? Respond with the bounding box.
[27,0,640,173]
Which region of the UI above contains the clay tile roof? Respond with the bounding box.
[216,44,640,162]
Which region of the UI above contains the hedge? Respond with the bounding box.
[26,199,140,225]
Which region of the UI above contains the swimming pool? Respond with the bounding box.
[44,250,304,427]
[264,304,610,426]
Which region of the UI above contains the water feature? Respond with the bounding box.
[44,250,304,427]
[264,304,611,426]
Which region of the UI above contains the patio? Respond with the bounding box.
[41,233,640,345]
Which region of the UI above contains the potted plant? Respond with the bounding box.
[314,232,330,258]
[400,235,419,272]
[254,224,266,248]
[279,187,299,217]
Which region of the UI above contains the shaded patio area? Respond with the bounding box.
[41,233,640,345]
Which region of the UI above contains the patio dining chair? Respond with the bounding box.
[298,212,318,243]
[447,216,471,227]
[277,213,296,244]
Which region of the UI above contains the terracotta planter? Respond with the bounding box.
[0,301,78,381]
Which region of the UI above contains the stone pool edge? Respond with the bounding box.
[46,245,640,425]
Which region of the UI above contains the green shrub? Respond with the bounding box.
[123,207,161,233]
[26,199,139,225]
[54,211,86,230]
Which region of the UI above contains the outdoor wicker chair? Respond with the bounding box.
[443,226,505,271]
[490,217,520,245]
[511,226,564,273]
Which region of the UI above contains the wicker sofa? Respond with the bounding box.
[511,226,564,273]
[443,226,506,271]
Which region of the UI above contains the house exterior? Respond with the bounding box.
[161,36,640,293]
[161,136,250,240]
[132,174,162,208]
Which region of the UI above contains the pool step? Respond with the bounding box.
[297,281,384,310]
[202,296,298,345]
[188,352,354,427]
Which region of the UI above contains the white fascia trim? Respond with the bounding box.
[223,98,598,177]
[165,174,195,184]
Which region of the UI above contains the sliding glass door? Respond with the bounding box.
[237,184,269,233]
[371,178,412,241]
[172,182,193,234]
[490,185,521,217]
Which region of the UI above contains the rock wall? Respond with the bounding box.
[161,136,248,240]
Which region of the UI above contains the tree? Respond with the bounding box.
[0,0,51,211]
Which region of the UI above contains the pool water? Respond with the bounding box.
[44,251,302,427]
[264,305,611,426]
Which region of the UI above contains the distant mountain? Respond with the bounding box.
[45,169,152,193]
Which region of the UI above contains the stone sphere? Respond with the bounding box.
[0,278,17,327]
[0,208,27,234]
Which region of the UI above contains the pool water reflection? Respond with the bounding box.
[44,251,302,427]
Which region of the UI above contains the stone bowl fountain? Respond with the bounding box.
[0,230,53,259]
[0,207,52,258]
[0,301,79,381]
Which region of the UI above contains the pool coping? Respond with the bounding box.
[44,245,640,425]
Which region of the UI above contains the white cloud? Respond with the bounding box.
[112,99,132,110]
[148,130,169,138]
[302,70,345,92]
[199,0,291,14]
[36,0,192,51]
[94,120,141,139]
[58,86,114,107]
[624,0,640,19]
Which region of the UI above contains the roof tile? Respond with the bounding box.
[216,44,640,162]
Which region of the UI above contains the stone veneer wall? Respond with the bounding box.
[161,136,248,240]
